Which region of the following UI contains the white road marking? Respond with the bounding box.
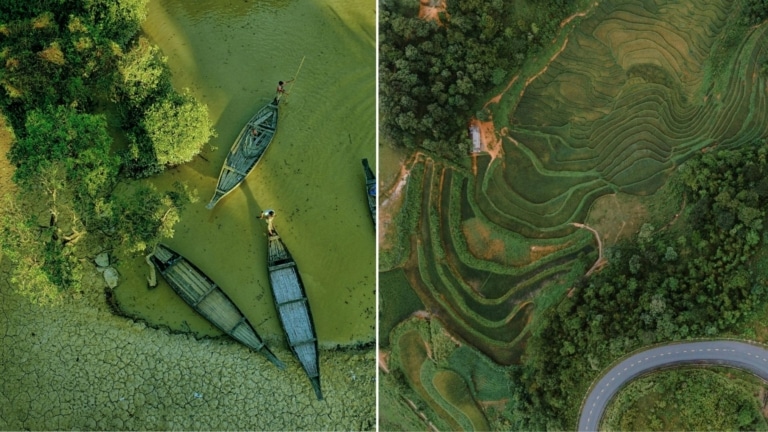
[580,343,768,431]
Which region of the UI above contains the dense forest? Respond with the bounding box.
[379,0,576,159]
[507,140,768,429]
[0,0,213,303]
[746,0,768,24]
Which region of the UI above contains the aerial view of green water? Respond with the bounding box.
[114,0,376,348]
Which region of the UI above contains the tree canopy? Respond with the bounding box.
[510,140,768,429]
[379,0,576,159]
[0,0,206,303]
[142,91,215,166]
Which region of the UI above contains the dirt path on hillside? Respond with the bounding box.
[379,152,427,253]
[473,2,599,165]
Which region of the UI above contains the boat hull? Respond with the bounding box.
[207,99,279,209]
[266,230,322,400]
[150,244,284,369]
[362,158,376,226]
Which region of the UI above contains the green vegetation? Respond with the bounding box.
[114,36,215,177]
[511,141,768,430]
[381,0,768,429]
[602,368,768,431]
[379,268,424,348]
[379,0,578,159]
[383,317,496,431]
[744,0,768,25]
[379,160,424,271]
[432,369,488,430]
[0,0,209,303]
[446,346,511,402]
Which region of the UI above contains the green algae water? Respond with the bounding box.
[115,0,375,348]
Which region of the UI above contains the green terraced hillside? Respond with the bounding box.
[380,0,768,429]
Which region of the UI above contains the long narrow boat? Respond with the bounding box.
[362,158,376,226]
[149,244,284,369]
[265,228,322,400]
[206,99,279,209]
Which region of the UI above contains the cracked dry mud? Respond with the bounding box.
[0,265,374,430]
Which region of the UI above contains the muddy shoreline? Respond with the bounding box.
[106,282,375,352]
[0,260,375,430]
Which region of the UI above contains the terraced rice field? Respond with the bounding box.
[383,0,768,427]
[431,369,490,431]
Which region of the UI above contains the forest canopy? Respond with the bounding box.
[379,0,576,159]
[509,140,768,430]
[0,0,208,303]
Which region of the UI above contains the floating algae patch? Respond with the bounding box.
[114,0,376,348]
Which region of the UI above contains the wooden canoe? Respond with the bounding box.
[362,158,376,226]
[266,229,322,400]
[206,99,279,209]
[149,244,285,369]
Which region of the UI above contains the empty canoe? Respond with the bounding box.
[149,244,284,369]
[362,158,376,226]
[266,229,322,400]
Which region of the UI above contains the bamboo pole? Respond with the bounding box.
[287,55,306,96]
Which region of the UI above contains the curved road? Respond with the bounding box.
[578,340,768,431]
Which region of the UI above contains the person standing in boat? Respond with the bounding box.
[260,209,276,235]
[275,79,294,101]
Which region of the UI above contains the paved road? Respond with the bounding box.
[578,340,768,431]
